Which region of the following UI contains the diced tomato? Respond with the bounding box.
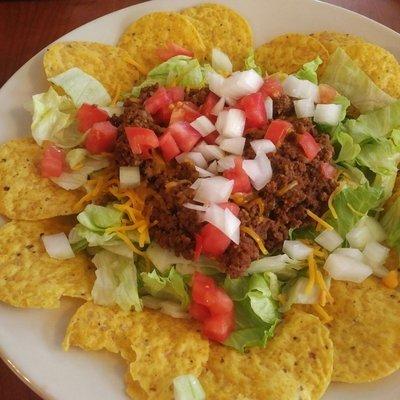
[170,102,201,124]
[197,223,231,258]
[265,119,293,146]
[200,92,220,117]
[76,103,109,133]
[189,302,211,322]
[319,84,337,104]
[238,92,267,129]
[203,131,219,145]
[259,77,283,99]
[40,145,65,178]
[192,272,217,304]
[223,157,252,194]
[167,121,201,152]
[159,131,180,161]
[125,127,159,159]
[144,87,172,115]
[297,132,321,160]
[321,162,337,179]
[85,121,118,154]
[153,105,173,125]
[202,313,235,343]
[218,202,240,216]
[156,42,194,61]
[167,87,185,102]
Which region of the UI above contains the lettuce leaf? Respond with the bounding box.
[91,250,142,312]
[140,268,190,308]
[244,49,262,76]
[380,197,400,252]
[333,130,361,163]
[320,47,395,113]
[223,273,281,352]
[333,95,351,122]
[296,57,322,84]
[132,56,208,97]
[49,67,111,107]
[246,255,303,280]
[77,204,123,232]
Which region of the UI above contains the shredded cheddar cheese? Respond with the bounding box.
[305,252,317,294]
[315,270,334,304]
[241,226,268,255]
[276,180,298,197]
[111,83,121,105]
[306,209,334,231]
[382,270,399,289]
[115,231,146,257]
[312,304,333,323]
[327,184,342,220]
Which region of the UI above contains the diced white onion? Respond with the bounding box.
[190,179,202,190]
[363,241,390,277]
[242,152,272,190]
[207,160,218,174]
[42,232,75,260]
[190,116,216,137]
[324,254,372,283]
[217,155,236,172]
[313,104,342,126]
[204,204,240,244]
[333,247,364,262]
[215,110,228,133]
[183,203,209,212]
[223,70,264,99]
[264,96,273,120]
[119,166,140,189]
[282,75,319,102]
[289,277,320,304]
[219,137,245,155]
[193,142,225,161]
[211,48,233,75]
[219,108,246,138]
[282,240,312,260]
[173,374,206,400]
[314,229,343,252]
[215,135,223,145]
[225,97,237,106]
[250,139,276,154]
[195,166,214,178]
[360,216,387,242]
[211,96,225,116]
[176,152,208,169]
[294,98,315,118]
[193,177,234,204]
[206,70,225,97]
[346,224,374,250]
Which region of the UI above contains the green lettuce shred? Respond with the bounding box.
[380,197,400,253]
[296,57,322,84]
[244,49,262,76]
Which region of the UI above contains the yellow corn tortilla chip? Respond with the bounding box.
[44,42,142,99]
[255,33,329,75]
[200,310,333,400]
[64,302,209,399]
[181,3,253,70]
[310,31,364,54]
[343,42,400,98]
[125,371,148,400]
[0,219,94,309]
[315,278,400,383]
[0,138,84,220]
[118,12,206,73]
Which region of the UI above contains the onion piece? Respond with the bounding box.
[42,232,75,260]
[223,70,264,99]
[219,108,246,138]
[176,152,208,169]
[242,152,273,190]
[193,141,224,161]
[283,240,312,260]
[195,166,214,178]
[183,203,209,212]
[194,177,234,204]
[314,229,343,252]
[207,160,218,174]
[363,241,390,271]
[211,48,233,75]
[313,104,342,126]
[215,110,228,133]
[282,75,319,102]
[190,179,202,190]
[288,277,320,304]
[211,96,225,116]
[360,216,387,242]
[264,96,273,120]
[346,224,374,250]
[219,137,245,155]
[190,116,216,137]
[215,135,223,145]
[324,254,372,283]
[206,70,225,97]
[217,155,236,172]
[294,98,315,118]
[119,166,140,189]
[250,139,276,154]
[333,247,364,261]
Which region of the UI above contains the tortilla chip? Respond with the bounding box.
[0,219,94,309]
[255,34,329,75]
[64,302,209,399]
[316,278,400,383]
[310,31,364,54]
[118,12,206,73]
[125,372,148,400]
[43,42,142,99]
[343,43,400,98]
[0,139,84,220]
[181,3,253,70]
[200,310,333,400]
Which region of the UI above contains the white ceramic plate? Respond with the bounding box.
[0,0,399,399]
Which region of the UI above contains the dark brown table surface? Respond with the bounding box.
[0,0,399,399]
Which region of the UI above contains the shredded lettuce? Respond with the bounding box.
[91,250,141,312]
[132,56,208,97]
[244,49,262,76]
[173,375,206,400]
[49,67,111,107]
[380,196,400,253]
[321,48,395,113]
[333,130,361,163]
[140,268,190,309]
[223,273,281,352]
[77,204,123,232]
[296,57,322,84]
[333,95,351,122]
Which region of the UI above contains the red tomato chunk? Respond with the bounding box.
[40,145,65,178]
[297,132,321,160]
[265,119,293,146]
[159,131,180,161]
[76,103,109,133]
[223,156,252,194]
[259,77,284,99]
[85,121,118,154]
[144,87,172,115]
[238,92,267,129]
[125,127,159,159]
[167,121,201,152]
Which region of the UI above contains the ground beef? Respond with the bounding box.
[243,128,267,159]
[273,93,294,118]
[184,88,210,107]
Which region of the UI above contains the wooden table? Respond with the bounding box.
[0,0,399,398]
